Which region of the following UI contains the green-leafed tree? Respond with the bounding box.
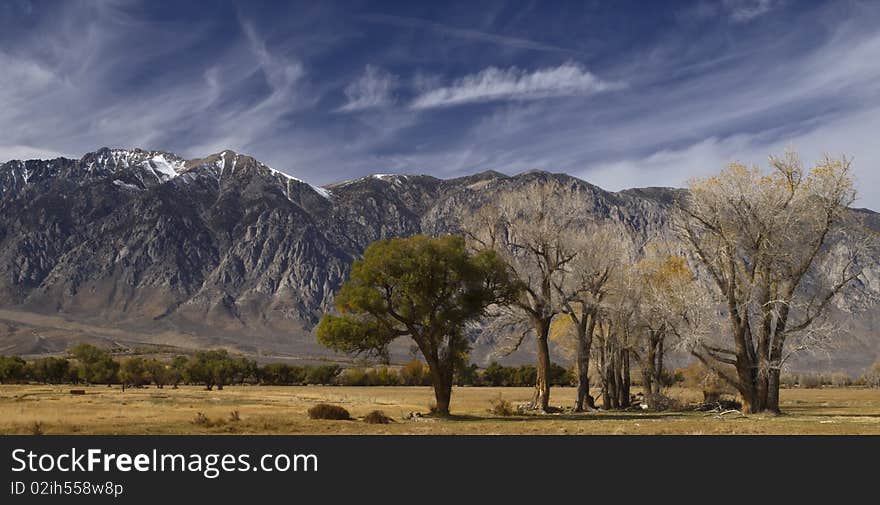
[70,344,119,385]
[119,357,150,389]
[146,359,171,388]
[0,355,28,384]
[184,350,239,390]
[170,355,188,386]
[316,235,519,415]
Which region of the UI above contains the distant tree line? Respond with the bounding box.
[0,345,580,388]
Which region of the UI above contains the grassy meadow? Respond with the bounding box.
[1,384,878,435]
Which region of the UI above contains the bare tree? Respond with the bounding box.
[630,249,708,409]
[552,225,626,411]
[675,151,866,413]
[592,265,642,409]
[463,180,582,411]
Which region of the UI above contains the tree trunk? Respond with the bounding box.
[654,338,665,395]
[533,334,551,412]
[426,357,454,416]
[618,350,631,408]
[431,375,452,416]
[574,316,595,412]
[766,368,781,414]
[530,317,553,412]
[642,369,654,409]
[574,356,591,411]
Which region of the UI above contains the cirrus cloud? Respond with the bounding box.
[337,65,397,112]
[410,62,623,109]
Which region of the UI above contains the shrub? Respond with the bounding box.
[193,412,210,426]
[400,359,429,386]
[307,403,350,420]
[338,367,368,386]
[680,361,735,401]
[644,392,681,412]
[488,395,516,416]
[374,367,400,386]
[305,365,342,385]
[259,363,307,385]
[229,410,241,422]
[363,410,394,424]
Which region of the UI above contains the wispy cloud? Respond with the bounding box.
[359,13,576,54]
[726,0,780,23]
[410,62,622,109]
[337,65,397,112]
[2,1,878,211]
[582,104,880,210]
[686,0,782,24]
[0,3,312,165]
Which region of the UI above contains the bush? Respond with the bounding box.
[338,367,368,386]
[259,363,307,385]
[644,392,681,412]
[363,410,394,424]
[680,361,735,401]
[488,395,516,416]
[400,359,429,386]
[373,367,400,386]
[305,365,342,385]
[337,366,401,386]
[307,403,350,420]
[479,362,572,387]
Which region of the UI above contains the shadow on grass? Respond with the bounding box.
[438,412,681,422]
[783,412,880,418]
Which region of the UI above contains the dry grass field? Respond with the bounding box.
[1,384,878,435]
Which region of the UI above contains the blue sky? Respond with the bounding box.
[2,0,879,209]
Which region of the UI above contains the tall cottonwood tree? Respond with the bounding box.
[631,251,707,408]
[316,235,517,415]
[552,226,625,411]
[677,151,865,413]
[593,268,640,409]
[463,183,581,411]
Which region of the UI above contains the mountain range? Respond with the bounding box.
[1,148,877,373]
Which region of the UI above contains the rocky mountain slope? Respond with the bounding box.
[1,148,877,372]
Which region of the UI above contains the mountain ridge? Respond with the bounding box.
[1,148,877,373]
